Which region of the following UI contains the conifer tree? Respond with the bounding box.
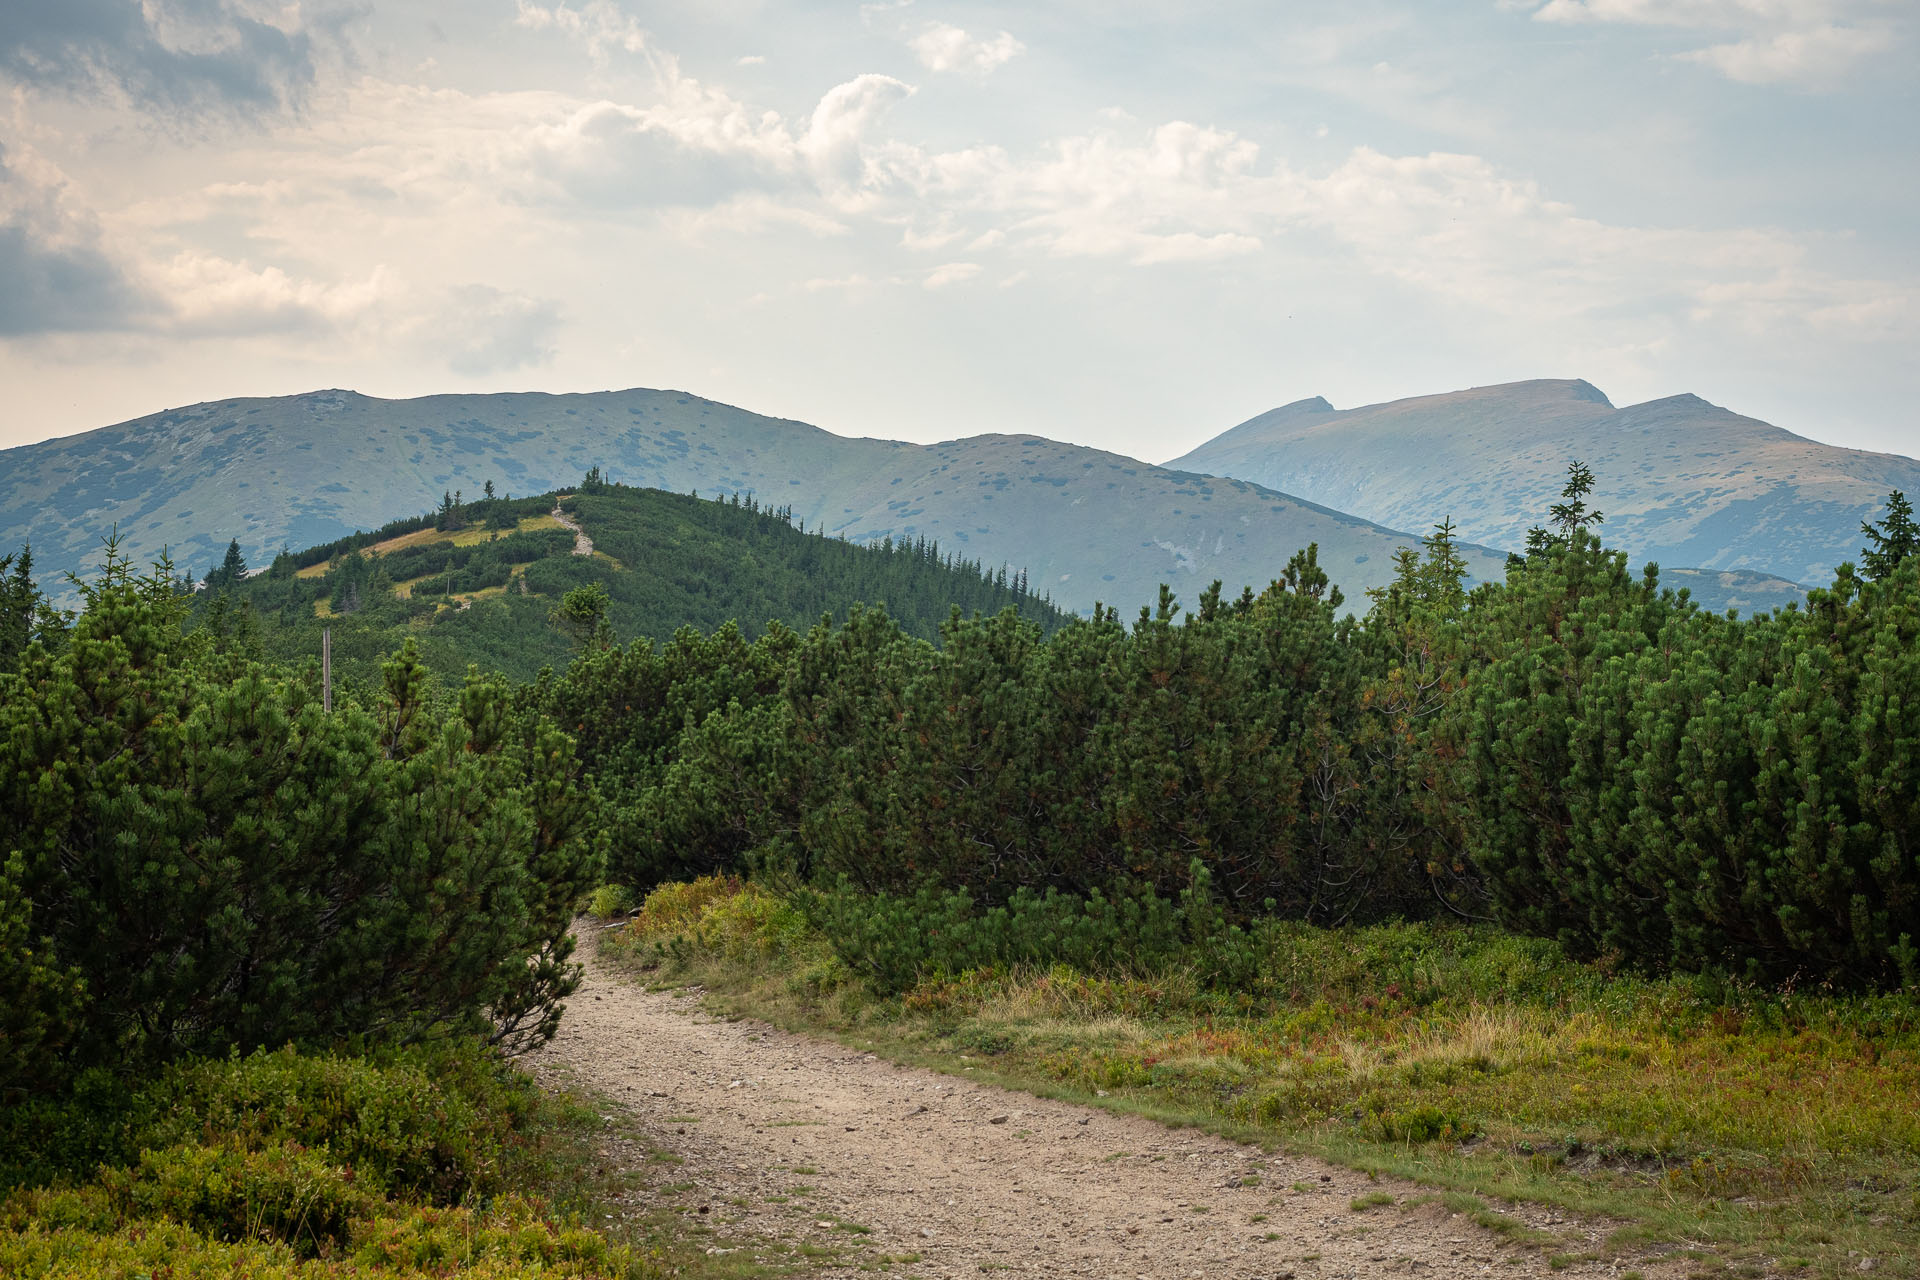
[1861,490,1917,580]
[204,538,248,591]
[1524,461,1604,554]
[0,546,46,672]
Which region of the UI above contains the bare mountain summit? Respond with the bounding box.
[1169,379,1919,588]
[0,387,1515,615]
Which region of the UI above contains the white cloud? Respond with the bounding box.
[151,252,392,336]
[520,80,798,207]
[799,74,915,198]
[1528,0,1899,85]
[658,193,847,240]
[908,23,1025,74]
[437,285,561,374]
[0,0,333,120]
[901,220,966,250]
[513,0,648,63]
[1533,1,1854,25]
[332,54,1892,333]
[804,273,873,292]
[2,132,569,365]
[888,121,1268,265]
[135,251,570,375]
[1689,272,1910,337]
[1675,22,1892,82]
[0,142,151,334]
[1132,231,1263,264]
[736,54,766,66]
[1289,146,1910,342]
[96,62,1914,349]
[922,260,979,288]
[5,12,1908,455]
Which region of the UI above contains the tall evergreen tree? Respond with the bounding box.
[0,546,43,672]
[204,538,248,591]
[1525,461,1604,555]
[1861,490,1918,580]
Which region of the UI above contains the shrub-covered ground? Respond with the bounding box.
[601,877,1920,1280]
[0,1043,663,1278]
[0,1041,812,1279]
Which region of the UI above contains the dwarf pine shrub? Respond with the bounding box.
[0,549,602,1095]
[795,860,1264,994]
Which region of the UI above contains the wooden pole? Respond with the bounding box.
[322,626,332,713]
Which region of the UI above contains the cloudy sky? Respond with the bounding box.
[1,0,1913,461]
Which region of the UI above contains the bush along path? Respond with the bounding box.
[530,934,1667,1280]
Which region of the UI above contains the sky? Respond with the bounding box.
[0,0,1914,463]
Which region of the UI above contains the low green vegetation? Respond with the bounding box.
[599,875,1920,1278]
[0,535,753,1278]
[0,1044,660,1278]
[3,474,1915,1275]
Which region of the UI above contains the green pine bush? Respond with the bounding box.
[0,547,602,1095]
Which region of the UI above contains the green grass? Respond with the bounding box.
[598,876,1920,1280]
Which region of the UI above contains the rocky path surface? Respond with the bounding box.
[550,504,594,556]
[529,937,1643,1279]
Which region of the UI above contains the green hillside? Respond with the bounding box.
[0,386,1515,615]
[215,481,1071,691]
[1169,379,1919,588]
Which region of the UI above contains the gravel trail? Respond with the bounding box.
[530,936,1646,1279]
[550,504,594,556]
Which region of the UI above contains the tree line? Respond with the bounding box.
[3,475,1913,1106]
[547,476,1920,990]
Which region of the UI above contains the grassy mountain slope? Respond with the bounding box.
[1,387,1513,614]
[227,483,1072,689]
[1653,566,1813,615]
[1168,378,1919,587]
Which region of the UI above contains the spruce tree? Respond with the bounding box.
[0,546,43,672]
[204,538,247,591]
[1861,490,1917,580]
[1524,461,1605,554]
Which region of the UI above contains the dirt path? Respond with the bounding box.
[551,504,594,556]
[529,938,1649,1279]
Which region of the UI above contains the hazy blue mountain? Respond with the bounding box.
[0,387,1518,615]
[1169,379,1919,588]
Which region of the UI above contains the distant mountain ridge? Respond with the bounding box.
[1169,379,1919,587]
[0,387,1522,616]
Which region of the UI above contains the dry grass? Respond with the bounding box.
[299,514,567,580]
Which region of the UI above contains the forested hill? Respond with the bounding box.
[211,480,1071,689]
